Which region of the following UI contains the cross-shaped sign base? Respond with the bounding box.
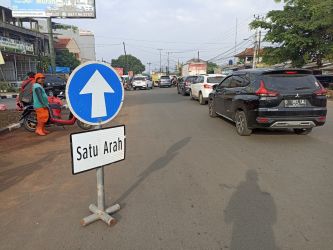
[81,203,120,226]
[80,166,120,227]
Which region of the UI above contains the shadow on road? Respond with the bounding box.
[224,169,279,250]
[0,149,67,192]
[115,137,191,204]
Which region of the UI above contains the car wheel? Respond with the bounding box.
[199,92,206,105]
[177,87,180,94]
[235,111,252,136]
[23,110,37,132]
[190,90,194,100]
[208,99,217,118]
[294,128,312,135]
[181,89,186,96]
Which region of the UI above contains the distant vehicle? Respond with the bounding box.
[208,69,327,136]
[159,75,172,88]
[190,74,226,104]
[177,75,198,96]
[44,74,67,97]
[315,75,333,88]
[132,76,152,90]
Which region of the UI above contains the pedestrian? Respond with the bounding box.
[17,72,35,110]
[32,73,50,136]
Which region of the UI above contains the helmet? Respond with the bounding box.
[35,73,45,81]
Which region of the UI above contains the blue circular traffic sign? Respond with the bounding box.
[66,61,124,125]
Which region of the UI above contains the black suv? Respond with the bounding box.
[177,75,198,96]
[44,74,67,97]
[208,69,327,136]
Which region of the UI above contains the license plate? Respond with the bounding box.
[284,99,307,108]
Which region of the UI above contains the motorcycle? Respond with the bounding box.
[20,95,93,132]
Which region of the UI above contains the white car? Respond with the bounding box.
[132,76,152,90]
[190,74,226,105]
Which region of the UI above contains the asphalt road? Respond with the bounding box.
[0,87,332,250]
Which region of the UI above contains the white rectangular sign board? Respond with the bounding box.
[70,125,126,175]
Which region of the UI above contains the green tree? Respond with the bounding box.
[250,0,333,67]
[37,55,51,73]
[111,54,145,74]
[55,49,80,71]
[207,62,218,74]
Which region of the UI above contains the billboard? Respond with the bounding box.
[11,0,96,18]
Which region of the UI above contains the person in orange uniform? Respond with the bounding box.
[32,73,50,136]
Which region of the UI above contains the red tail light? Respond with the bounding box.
[256,117,270,123]
[204,84,213,89]
[316,116,326,122]
[185,81,190,86]
[314,83,327,96]
[256,80,279,97]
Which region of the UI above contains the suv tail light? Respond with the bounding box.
[204,84,213,89]
[185,81,190,86]
[256,80,279,97]
[314,82,327,96]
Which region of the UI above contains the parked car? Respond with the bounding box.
[177,75,198,96]
[44,74,67,97]
[208,69,327,136]
[132,76,152,90]
[315,75,333,88]
[190,74,226,104]
[159,75,172,88]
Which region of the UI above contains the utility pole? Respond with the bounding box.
[123,42,128,74]
[257,30,262,65]
[47,17,56,73]
[234,17,238,64]
[167,52,170,75]
[252,15,260,69]
[197,51,200,61]
[147,62,151,75]
[158,48,162,73]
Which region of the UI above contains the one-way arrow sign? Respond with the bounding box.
[80,70,115,118]
[66,61,124,125]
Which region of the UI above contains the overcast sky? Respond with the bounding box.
[2,0,283,71]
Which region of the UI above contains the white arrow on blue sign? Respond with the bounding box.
[66,61,124,125]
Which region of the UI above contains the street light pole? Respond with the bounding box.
[47,17,56,73]
[158,49,162,73]
[147,62,151,75]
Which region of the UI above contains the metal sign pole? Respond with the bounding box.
[81,123,121,226]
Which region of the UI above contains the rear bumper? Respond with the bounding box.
[247,108,327,129]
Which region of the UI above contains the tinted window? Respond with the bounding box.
[207,76,224,83]
[133,77,146,81]
[261,74,319,92]
[220,77,232,88]
[196,76,204,83]
[315,75,333,88]
[45,76,65,83]
[160,76,170,79]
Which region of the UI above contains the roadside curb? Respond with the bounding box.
[0,122,21,135]
[0,94,18,99]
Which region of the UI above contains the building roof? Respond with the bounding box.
[186,58,207,64]
[54,38,71,49]
[234,48,263,58]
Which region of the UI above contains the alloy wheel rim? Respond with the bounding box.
[236,114,244,133]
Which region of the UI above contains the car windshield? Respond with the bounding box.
[207,76,224,83]
[133,77,146,81]
[45,76,65,82]
[262,74,319,92]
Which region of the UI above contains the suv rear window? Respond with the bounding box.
[261,74,319,92]
[133,77,145,81]
[207,76,224,83]
[160,76,170,80]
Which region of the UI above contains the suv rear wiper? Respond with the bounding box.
[295,87,311,90]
